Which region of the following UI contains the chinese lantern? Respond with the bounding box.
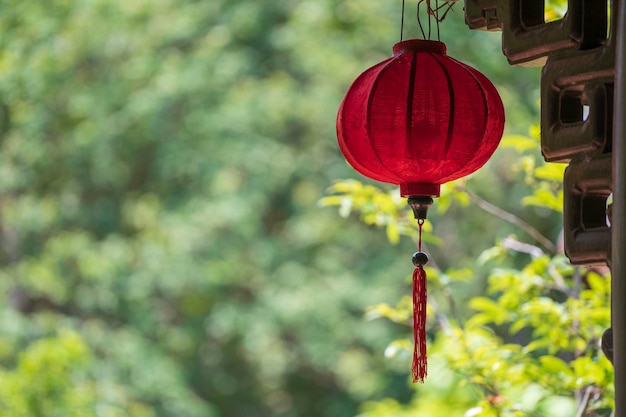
[336,39,505,382]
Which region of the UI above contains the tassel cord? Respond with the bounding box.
[412,265,427,383]
[412,218,428,383]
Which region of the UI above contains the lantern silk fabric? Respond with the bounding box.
[337,40,505,197]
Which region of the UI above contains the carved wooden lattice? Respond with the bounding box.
[466,0,613,264]
[465,0,623,413]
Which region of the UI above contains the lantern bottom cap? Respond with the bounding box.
[401,182,440,198]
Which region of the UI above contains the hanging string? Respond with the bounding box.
[400,0,406,41]
[416,1,426,39]
[417,218,424,251]
[435,0,441,41]
[416,0,456,42]
[427,3,432,39]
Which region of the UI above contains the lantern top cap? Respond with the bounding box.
[393,39,447,56]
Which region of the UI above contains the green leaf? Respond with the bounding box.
[523,340,549,354]
[539,356,574,378]
[586,272,609,294]
[386,223,400,245]
[465,313,496,329]
[509,318,528,335]
[364,303,410,323]
[468,297,509,324]
[529,124,541,139]
[534,163,566,181]
[500,135,540,152]
[318,195,344,207]
[327,179,363,194]
[477,246,506,265]
[571,357,607,386]
[383,340,411,359]
[444,268,474,282]
[522,189,563,212]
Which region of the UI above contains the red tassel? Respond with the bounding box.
[412,266,427,383]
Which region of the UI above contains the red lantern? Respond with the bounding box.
[336,39,505,383]
[337,39,504,198]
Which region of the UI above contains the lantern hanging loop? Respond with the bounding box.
[416,0,457,41]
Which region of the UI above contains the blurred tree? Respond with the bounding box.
[0,0,552,416]
[0,330,93,417]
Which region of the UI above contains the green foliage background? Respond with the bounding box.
[0,0,611,416]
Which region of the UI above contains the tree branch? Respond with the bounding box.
[574,386,592,417]
[460,187,557,255]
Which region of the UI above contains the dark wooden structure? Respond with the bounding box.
[464,0,624,414]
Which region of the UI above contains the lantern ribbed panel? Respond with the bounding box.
[337,40,505,197]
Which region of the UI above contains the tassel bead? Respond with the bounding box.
[412,251,429,267]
